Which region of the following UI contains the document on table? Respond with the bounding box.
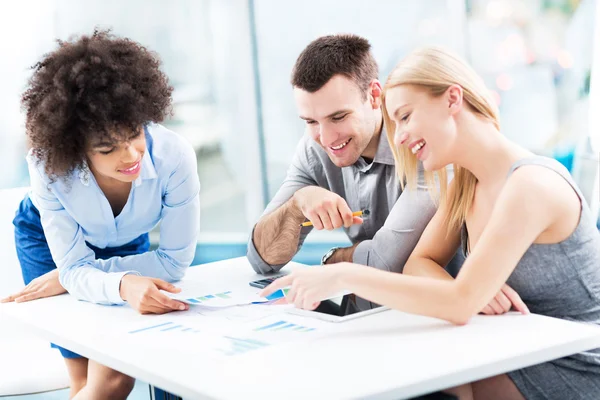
[122,304,334,359]
[161,281,269,307]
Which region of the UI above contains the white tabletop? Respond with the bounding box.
[3,257,600,400]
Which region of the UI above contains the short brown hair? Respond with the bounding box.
[291,34,378,97]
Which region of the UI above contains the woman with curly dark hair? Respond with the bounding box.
[1,30,200,399]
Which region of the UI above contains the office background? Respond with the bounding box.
[0,0,598,265]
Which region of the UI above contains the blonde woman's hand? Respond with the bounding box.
[1,269,66,303]
[260,264,345,310]
[480,284,529,315]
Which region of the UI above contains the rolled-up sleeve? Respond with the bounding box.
[353,163,443,273]
[247,136,317,274]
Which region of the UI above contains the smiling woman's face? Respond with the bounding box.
[385,84,460,171]
[86,126,146,183]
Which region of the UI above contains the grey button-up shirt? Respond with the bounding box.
[247,129,438,274]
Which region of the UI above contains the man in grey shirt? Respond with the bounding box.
[247,34,459,275]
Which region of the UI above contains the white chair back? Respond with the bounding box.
[0,186,70,395]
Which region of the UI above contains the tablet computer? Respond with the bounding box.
[286,294,389,322]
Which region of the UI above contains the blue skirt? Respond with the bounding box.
[13,195,150,359]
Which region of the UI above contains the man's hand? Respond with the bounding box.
[119,275,189,314]
[1,269,66,303]
[480,284,529,315]
[294,186,363,230]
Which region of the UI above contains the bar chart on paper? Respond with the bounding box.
[254,319,316,332]
[128,321,201,335]
[215,323,316,356]
[217,336,271,356]
[124,318,215,355]
[184,291,233,305]
[167,287,267,307]
[123,304,288,340]
[213,315,331,357]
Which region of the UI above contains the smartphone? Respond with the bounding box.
[248,273,288,289]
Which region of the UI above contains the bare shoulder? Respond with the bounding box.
[508,164,576,197]
[501,163,580,221]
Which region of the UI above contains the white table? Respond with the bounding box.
[2,257,600,400]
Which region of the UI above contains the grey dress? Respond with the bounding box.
[461,157,600,400]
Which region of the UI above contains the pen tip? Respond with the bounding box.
[363,209,370,216]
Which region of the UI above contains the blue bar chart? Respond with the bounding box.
[254,320,316,333]
[128,321,201,334]
[124,308,329,359]
[185,291,233,305]
[214,316,324,356]
[218,336,271,356]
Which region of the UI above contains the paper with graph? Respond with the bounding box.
[171,289,267,307]
[124,304,333,359]
[196,313,333,357]
[129,278,344,359]
[161,281,268,307]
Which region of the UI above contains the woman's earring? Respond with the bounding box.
[79,164,90,186]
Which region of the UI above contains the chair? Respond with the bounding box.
[0,187,69,396]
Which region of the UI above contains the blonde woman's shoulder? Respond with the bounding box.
[503,162,579,223]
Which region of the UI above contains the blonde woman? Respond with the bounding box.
[262,47,600,399]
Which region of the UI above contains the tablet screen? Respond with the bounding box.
[311,294,382,317]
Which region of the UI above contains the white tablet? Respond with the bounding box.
[286,294,389,322]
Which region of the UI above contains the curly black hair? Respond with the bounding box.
[22,28,173,180]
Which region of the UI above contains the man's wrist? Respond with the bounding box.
[321,247,341,265]
[323,243,359,264]
[288,193,306,223]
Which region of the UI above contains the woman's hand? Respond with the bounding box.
[119,275,189,314]
[260,264,347,310]
[1,269,66,303]
[480,284,529,315]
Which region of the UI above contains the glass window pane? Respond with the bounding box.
[2,0,265,236]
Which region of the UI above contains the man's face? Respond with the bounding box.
[294,75,381,167]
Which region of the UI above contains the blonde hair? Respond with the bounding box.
[381,47,500,233]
